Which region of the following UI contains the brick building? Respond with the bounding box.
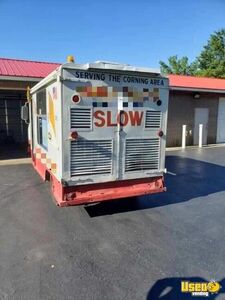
[168,75,225,147]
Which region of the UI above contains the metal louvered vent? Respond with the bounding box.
[125,139,160,172]
[70,108,92,129]
[145,111,162,129]
[70,139,112,176]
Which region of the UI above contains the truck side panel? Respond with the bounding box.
[31,81,62,182]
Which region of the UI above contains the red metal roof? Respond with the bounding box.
[169,74,225,91]
[1,58,225,91]
[0,57,60,78]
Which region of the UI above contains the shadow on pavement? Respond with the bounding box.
[146,277,225,300]
[0,144,29,160]
[85,155,225,217]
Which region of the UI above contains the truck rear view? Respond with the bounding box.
[25,60,169,206]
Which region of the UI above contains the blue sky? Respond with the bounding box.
[0,0,224,68]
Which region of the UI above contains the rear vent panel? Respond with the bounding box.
[70,108,92,129]
[70,139,112,176]
[125,138,160,172]
[145,111,162,129]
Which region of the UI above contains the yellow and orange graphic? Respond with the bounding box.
[181,280,221,297]
[48,92,56,135]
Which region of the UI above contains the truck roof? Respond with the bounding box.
[31,61,167,93]
[65,61,161,75]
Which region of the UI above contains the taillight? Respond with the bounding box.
[157,100,162,106]
[70,131,78,140]
[157,130,164,137]
[72,95,80,104]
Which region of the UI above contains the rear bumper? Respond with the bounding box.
[51,175,166,207]
[32,154,166,207]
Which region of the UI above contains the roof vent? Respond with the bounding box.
[94,60,129,66]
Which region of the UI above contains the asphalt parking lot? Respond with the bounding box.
[0,147,225,300]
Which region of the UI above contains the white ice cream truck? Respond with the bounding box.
[22,58,169,206]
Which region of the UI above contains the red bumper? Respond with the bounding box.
[32,155,166,207]
[51,175,166,207]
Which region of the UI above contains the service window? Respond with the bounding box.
[36,89,48,150]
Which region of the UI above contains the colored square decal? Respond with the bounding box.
[51,163,57,170]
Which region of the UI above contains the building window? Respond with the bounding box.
[36,89,48,150]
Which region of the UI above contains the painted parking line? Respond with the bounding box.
[167,171,177,176]
[166,143,225,151]
[0,158,31,166]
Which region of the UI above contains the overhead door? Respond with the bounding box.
[0,91,27,144]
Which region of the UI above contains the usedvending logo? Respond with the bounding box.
[181,280,221,297]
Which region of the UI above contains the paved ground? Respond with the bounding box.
[0,147,225,300]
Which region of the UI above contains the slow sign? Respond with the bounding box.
[94,110,144,127]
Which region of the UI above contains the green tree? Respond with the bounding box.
[196,29,225,78]
[159,55,197,75]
